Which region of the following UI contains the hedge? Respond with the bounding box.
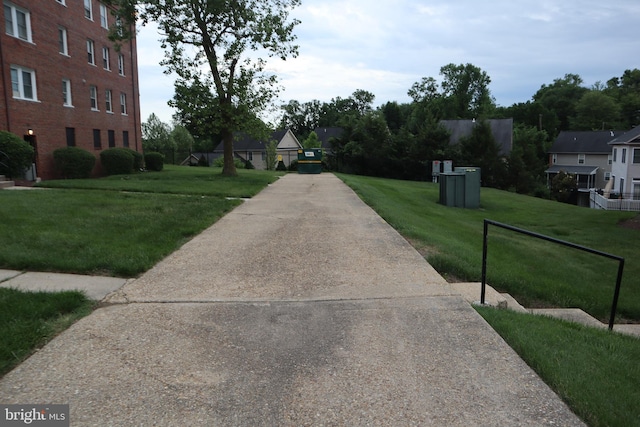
[0,131,34,178]
[53,147,96,179]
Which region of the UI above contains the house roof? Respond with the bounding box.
[545,165,598,175]
[213,129,301,152]
[439,119,513,155]
[550,130,626,154]
[608,125,640,145]
[314,127,344,149]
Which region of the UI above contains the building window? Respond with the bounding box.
[118,54,125,76]
[87,39,95,65]
[84,0,92,20]
[622,148,627,164]
[10,65,36,100]
[89,85,98,110]
[604,172,611,181]
[120,93,127,114]
[620,178,625,194]
[551,154,557,164]
[65,127,75,147]
[613,148,617,162]
[93,129,101,149]
[608,154,612,165]
[62,79,72,106]
[122,130,129,147]
[633,181,640,201]
[105,89,112,112]
[108,129,115,147]
[99,3,108,28]
[102,46,110,70]
[633,148,640,164]
[578,154,585,164]
[4,2,31,42]
[58,27,68,55]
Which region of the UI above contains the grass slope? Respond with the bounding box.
[337,174,640,322]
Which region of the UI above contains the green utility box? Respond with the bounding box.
[297,148,323,174]
[439,167,481,208]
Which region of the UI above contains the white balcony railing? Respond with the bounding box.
[590,190,640,211]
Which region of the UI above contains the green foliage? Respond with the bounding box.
[142,113,175,153]
[459,120,508,189]
[53,147,96,179]
[302,131,321,148]
[213,156,245,169]
[124,148,144,171]
[551,171,577,203]
[144,152,165,171]
[100,147,135,175]
[0,131,34,178]
[276,160,287,171]
[197,155,209,167]
[288,159,298,171]
[265,140,278,171]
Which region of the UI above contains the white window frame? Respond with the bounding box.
[622,148,627,164]
[58,26,68,55]
[105,89,112,113]
[87,39,95,65]
[99,3,108,28]
[613,148,617,162]
[120,92,127,115]
[633,148,640,164]
[117,53,125,76]
[578,153,585,165]
[608,154,612,165]
[90,85,98,110]
[551,154,557,165]
[56,0,66,5]
[102,46,110,70]
[4,1,32,42]
[62,79,72,107]
[84,0,92,20]
[10,65,37,101]
[604,172,611,182]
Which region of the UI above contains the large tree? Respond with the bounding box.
[110,0,301,176]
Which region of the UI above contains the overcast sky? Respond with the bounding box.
[136,0,640,126]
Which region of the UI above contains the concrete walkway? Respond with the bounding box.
[0,174,585,426]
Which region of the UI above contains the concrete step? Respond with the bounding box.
[0,180,15,189]
[450,282,507,308]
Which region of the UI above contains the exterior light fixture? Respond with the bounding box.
[27,128,34,136]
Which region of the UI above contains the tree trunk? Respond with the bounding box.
[221,129,237,176]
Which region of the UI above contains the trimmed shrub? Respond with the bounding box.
[123,148,144,171]
[288,160,298,171]
[144,152,164,171]
[100,148,134,175]
[213,156,245,169]
[245,160,255,170]
[53,147,96,179]
[276,160,287,171]
[0,131,34,178]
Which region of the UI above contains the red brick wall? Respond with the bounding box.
[0,0,142,179]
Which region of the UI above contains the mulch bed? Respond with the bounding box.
[620,214,640,231]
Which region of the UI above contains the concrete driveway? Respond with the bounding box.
[0,173,584,426]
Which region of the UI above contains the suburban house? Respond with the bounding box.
[439,118,513,156]
[0,0,142,180]
[608,125,640,200]
[314,127,344,151]
[212,129,302,170]
[545,130,624,191]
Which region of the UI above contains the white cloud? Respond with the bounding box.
[136,0,640,125]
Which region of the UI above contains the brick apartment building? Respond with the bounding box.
[0,0,141,180]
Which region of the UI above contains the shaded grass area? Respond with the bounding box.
[337,174,640,322]
[0,189,241,277]
[0,288,94,377]
[476,306,640,427]
[37,165,283,198]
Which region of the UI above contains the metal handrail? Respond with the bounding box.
[481,219,625,331]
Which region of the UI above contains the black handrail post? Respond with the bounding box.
[481,219,488,305]
[609,259,625,331]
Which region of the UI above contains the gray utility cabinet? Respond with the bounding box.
[439,167,481,209]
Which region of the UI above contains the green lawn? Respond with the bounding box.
[0,165,282,277]
[337,174,640,322]
[0,288,94,377]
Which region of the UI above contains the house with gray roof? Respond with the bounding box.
[545,130,624,191]
[439,118,513,156]
[608,125,640,199]
[212,129,302,169]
